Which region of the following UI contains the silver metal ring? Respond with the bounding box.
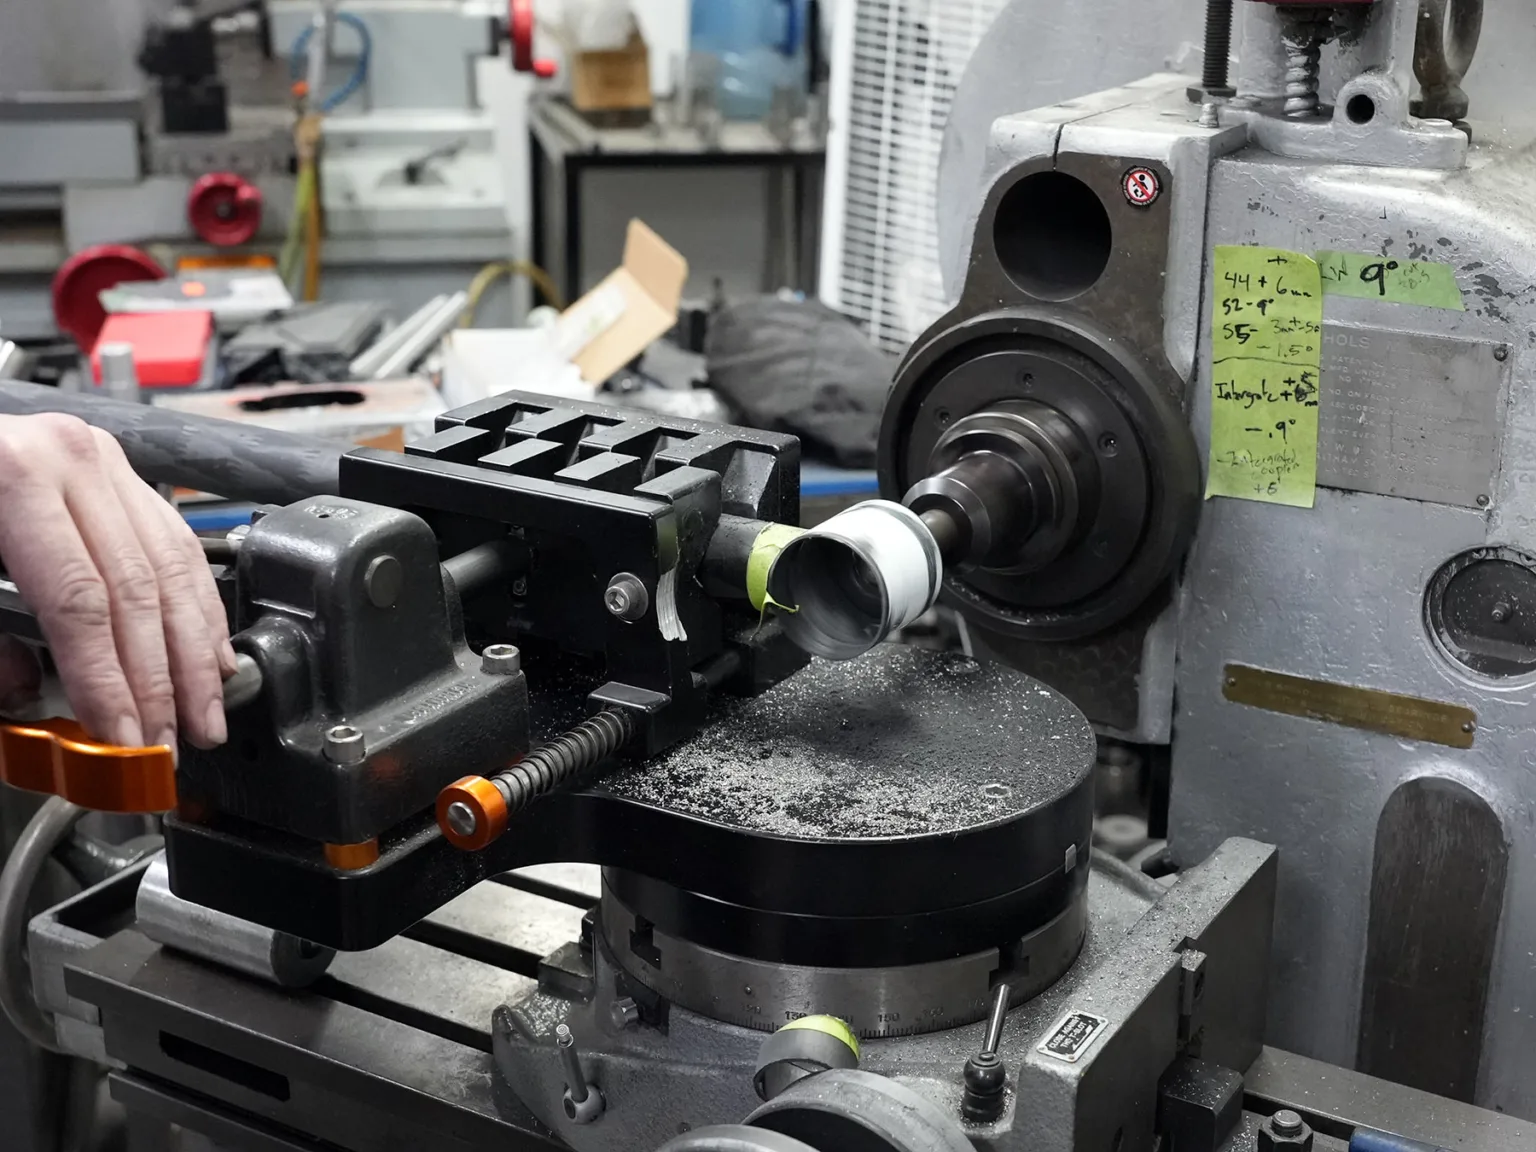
[766,500,944,661]
[601,882,1086,1039]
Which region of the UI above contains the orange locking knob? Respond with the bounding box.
[437,710,633,852]
[437,775,509,850]
[0,718,175,813]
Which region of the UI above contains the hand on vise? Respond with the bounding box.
[0,414,236,751]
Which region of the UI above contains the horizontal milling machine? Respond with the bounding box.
[1,0,1535,1149]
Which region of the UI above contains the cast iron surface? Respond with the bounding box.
[1358,776,1507,1102]
[62,867,593,1152]
[599,879,1087,1035]
[882,150,1203,738]
[63,845,1532,1152]
[179,499,530,845]
[493,838,1280,1152]
[604,646,1090,838]
[165,646,1096,953]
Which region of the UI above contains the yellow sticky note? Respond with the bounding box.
[1316,250,1465,311]
[1207,246,1323,509]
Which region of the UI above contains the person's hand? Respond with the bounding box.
[0,414,235,750]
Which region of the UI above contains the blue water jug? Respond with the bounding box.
[690,0,809,121]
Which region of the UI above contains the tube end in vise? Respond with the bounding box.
[766,500,944,661]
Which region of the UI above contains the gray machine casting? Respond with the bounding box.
[10,0,1536,1147]
[888,0,1536,1119]
[493,840,1276,1152]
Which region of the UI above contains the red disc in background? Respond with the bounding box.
[508,0,558,77]
[1122,166,1161,208]
[188,172,264,247]
[50,244,167,348]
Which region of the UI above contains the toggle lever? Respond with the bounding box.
[0,654,263,814]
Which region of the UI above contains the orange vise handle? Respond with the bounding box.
[0,718,176,813]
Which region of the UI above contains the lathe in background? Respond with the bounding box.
[0,0,533,341]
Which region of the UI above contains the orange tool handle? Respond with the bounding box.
[0,718,176,813]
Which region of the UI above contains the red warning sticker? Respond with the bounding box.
[1122,166,1161,208]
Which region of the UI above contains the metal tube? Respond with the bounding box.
[370,292,469,380]
[982,982,1012,1054]
[0,797,85,1052]
[97,342,141,405]
[766,501,944,661]
[348,294,450,378]
[918,508,963,565]
[304,0,339,105]
[556,1023,589,1103]
[0,380,344,504]
[0,340,27,380]
[223,653,264,711]
[700,515,774,601]
[442,539,520,599]
[135,852,334,988]
[56,831,149,889]
[1236,1,1292,100]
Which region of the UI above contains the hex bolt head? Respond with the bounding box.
[604,573,649,622]
[445,801,479,839]
[610,997,641,1030]
[482,644,522,676]
[1258,1108,1314,1151]
[364,555,404,608]
[324,724,366,765]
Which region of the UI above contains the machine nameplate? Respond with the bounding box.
[1317,327,1505,509]
[1037,1010,1108,1063]
[1222,664,1476,749]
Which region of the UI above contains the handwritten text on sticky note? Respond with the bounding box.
[1316,250,1465,311]
[1207,246,1323,509]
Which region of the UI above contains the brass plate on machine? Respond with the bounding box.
[1222,664,1476,750]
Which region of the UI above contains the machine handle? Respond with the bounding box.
[508,0,558,78]
[0,718,175,814]
[187,172,264,247]
[1,575,254,813]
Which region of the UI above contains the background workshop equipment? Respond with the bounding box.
[3,0,1536,1150]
